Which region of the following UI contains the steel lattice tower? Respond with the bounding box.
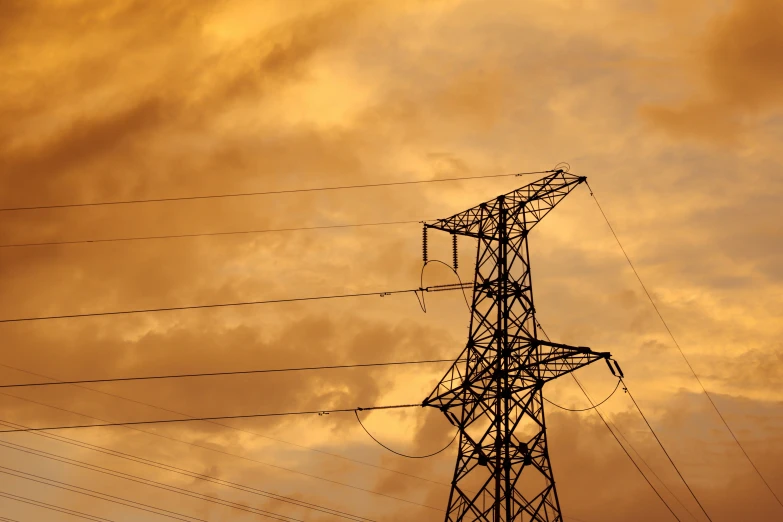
[422,171,613,522]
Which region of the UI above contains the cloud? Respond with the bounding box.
[641,0,783,143]
[705,0,783,109]
[1,0,782,520]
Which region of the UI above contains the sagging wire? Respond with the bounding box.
[585,180,778,512]
[354,410,458,459]
[414,259,472,312]
[553,161,571,173]
[621,379,714,522]
[569,374,682,522]
[534,320,682,521]
[0,404,425,433]
[543,378,623,413]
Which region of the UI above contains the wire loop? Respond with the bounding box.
[355,410,457,459]
[543,379,622,412]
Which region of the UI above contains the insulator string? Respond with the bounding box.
[452,234,458,270]
[422,225,429,263]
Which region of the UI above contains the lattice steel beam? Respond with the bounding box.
[422,171,614,522]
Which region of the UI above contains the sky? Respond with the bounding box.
[0,0,782,520]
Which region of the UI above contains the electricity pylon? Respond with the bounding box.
[422,170,615,521]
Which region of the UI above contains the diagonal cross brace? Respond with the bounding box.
[425,170,586,240]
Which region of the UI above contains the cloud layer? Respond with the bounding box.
[0,0,781,520]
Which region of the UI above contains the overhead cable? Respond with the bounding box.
[0,362,450,490]
[0,395,442,511]
[0,220,424,249]
[570,375,682,521]
[0,437,371,522]
[536,322,681,521]
[0,284,471,324]
[0,403,422,433]
[0,465,303,522]
[607,418,700,521]
[542,378,622,412]
[0,466,214,522]
[621,380,714,522]
[545,367,698,519]
[354,410,457,459]
[585,181,783,510]
[0,490,114,522]
[0,359,456,388]
[0,170,552,212]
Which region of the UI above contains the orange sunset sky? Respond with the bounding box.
[0,0,782,521]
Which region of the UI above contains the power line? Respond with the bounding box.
[0,403,421,433]
[0,394,443,511]
[570,374,681,521]
[354,410,457,459]
[0,362,451,490]
[0,220,423,249]
[0,490,114,522]
[585,181,783,510]
[0,171,552,212]
[543,378,622,412]
[547,370,698,519]
[0,464,307,522]
[621,380,713,521]
[0,359,456,502]
[536,322,681,520]
[0,359,456,388]
[0,466,214,522]
[608,419,700,522]
[0,437,371,522]
[0,284,469,324]
[543,380,700,521]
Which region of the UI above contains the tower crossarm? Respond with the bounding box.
[523,340,611,383]
[422,342,612,411]
[424,170,586,239]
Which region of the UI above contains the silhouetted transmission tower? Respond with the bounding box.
[422,170,616,521]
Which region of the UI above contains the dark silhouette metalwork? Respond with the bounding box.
[422,170,614,521]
